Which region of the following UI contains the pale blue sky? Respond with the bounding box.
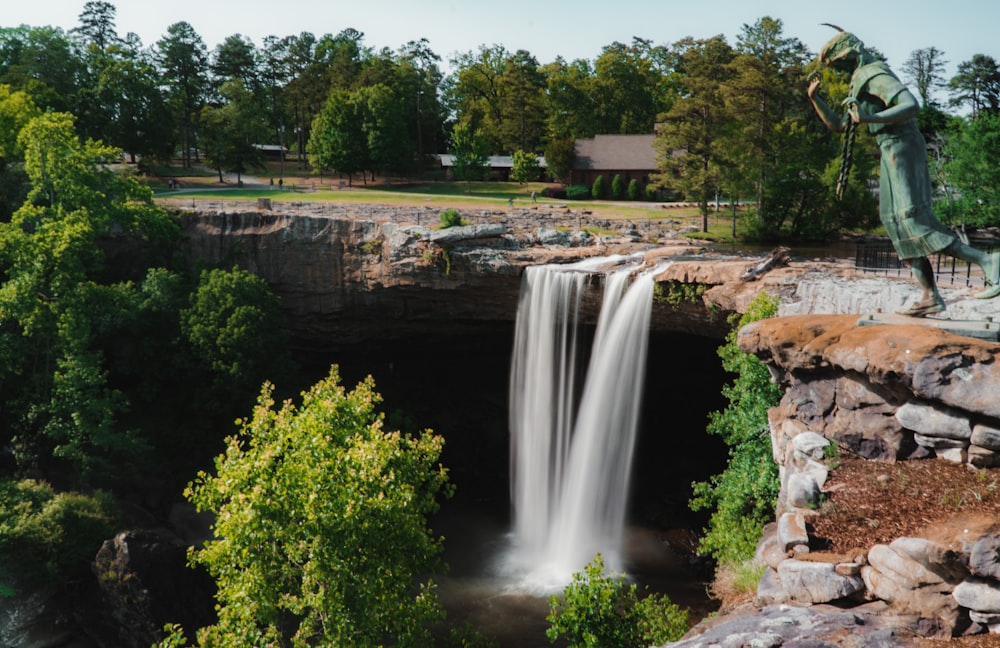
[8,0,998,105]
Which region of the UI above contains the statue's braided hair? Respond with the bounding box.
[820,24,861,201]
[835,116,856,200]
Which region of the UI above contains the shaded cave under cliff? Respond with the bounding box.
[294,323,732,544]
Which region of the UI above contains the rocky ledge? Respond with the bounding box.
[669,314,1000,645]
[174,203,1000,351]
[175,205,751,346]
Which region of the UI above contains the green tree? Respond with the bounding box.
[0,84,39,218]
[610,173,624,199]
[82,49,173,164]
[546,554,689,648]
[902,46,949,109]
[174,368,453,646]
[447,44,511,154]
[0,112,178,486]
[199,80,267,183]
[322,28,370,91]
[592,38,674,135]
[626,178,639,200]
[308,88,366,183]
[72,1,120,51]
[210,33,260,96]
[398,39,446,163]
[498,49,546,152]
[449,121,490,187]
[156,22,209,167]
[949,54,1000,119]
[181,266,289,402]
[542,57,600,141]
[653,35,735,232]
[356,83,413,179]
[0,478,118,596]
[725,17,810,230]
[543,136,576,184]
[510,149,539,184]
[591,174,605,199]
[0,26,83,114]
[942,114,1000,227]
[280,31,334,166]
[690,292,781,565]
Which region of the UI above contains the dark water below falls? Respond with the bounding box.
[431,502,717,647]
[319,301,729,646]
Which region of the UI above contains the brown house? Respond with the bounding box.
[570,134,658,192]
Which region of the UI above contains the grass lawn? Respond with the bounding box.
[150,163,750,239]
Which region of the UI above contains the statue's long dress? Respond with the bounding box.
[851,62,955,261]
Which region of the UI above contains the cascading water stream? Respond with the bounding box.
[506,256,662,590]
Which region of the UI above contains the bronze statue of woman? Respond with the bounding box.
[808,26,1000,317]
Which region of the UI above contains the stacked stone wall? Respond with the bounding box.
[739,314,1000,638]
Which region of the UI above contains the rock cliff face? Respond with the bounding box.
[176,207,745,347]
[175,205,1000,350]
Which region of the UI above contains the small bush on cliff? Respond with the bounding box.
[546,553,689,647]
[439,207,465,228]
[690,292,781,566]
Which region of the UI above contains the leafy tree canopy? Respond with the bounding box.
[510,149,540,184]
[941,114,1000,227]
[171,368,453,647]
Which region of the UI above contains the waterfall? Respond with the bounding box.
[507,256,658,590]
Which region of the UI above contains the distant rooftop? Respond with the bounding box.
[437,154,546,168]
[573,134,656,171]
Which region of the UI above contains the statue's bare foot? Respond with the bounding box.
[977,251,1000,299]
[898,298,945,318]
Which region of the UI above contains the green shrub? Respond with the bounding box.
[566,185,591,200]
[644,185,658,201]
[359,238,383,256]
[546,554,689,647]
[439,208,464,228]
[610,174,623,200]
[591,175,606,200]
[689,292,782,566]
[626,179,639,201]
[0,479,118,594]
[653,280,708,308]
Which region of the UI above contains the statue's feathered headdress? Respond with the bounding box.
[818,23,864,66]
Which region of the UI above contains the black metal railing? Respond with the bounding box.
[855,239,997,288]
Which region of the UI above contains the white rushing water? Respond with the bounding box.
[506,257,659,591]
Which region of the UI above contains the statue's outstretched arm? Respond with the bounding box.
[807,77,847,133]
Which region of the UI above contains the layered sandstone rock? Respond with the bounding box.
[175,207,746,346]
[732,315,1000,640]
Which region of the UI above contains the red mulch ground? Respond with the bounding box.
[808,452,1000,646]
[810,453,1000,552]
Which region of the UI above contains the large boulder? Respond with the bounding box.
[776,559,865,604]
[79,529,216,648]
[663,602,911,647]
